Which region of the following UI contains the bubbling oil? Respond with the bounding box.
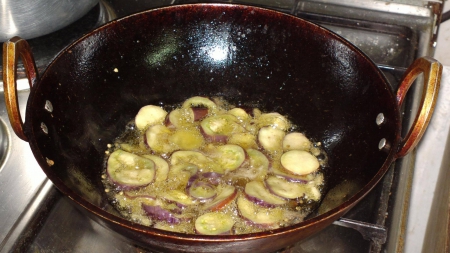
[102,96,327,235]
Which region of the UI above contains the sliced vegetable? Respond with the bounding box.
[192,108,209,121]
[280,150,320,175]
[170,151,211,168]
[282,132,312,151]
[169,163,199,177]
[200,172,223,185]
[142,204,189,224]
[228,149,269,183]
[211,144,246,173]
[256,112,289,131]
[271,164,313,183]
[167,163,199,188]
[244,181,287,206]
[135,105,168,131]
[195,212,235,235]
[142,154,170,182]
[145,125,176,154]
[265,176,306,199]
[305,184,322,201]
[200,130,228,143]
[188,181,217,200]
[161,190,195,207]
[200,114,244,143]
[247,149,269,179]
[107,150,155,190]
[228,108,250,120]
[187,172,222,189]
[182,96,217,109]
[116,192,160,214]
[258,126,285,152]
[166,108,194,128]
[169,128,204,150]
[237,197,284,226]
[104,96,327,235]
[228,132,258,149]
[203,185,237,211]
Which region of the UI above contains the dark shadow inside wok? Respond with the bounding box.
[26,3,399,243]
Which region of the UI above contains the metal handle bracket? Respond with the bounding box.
[395,56,442,158]
[3,36,39,141]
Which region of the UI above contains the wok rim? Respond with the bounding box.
[24,2,402,244]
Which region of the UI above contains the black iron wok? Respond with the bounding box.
[2,3,441,253]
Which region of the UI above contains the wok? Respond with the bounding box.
[2,3,442,253]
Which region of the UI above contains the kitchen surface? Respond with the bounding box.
[1,1,449,252]
[407,2,450,253]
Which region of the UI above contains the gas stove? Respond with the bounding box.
[0,1,444,252]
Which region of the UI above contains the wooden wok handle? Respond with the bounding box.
[2,37,38,142]
[395,56,442,158]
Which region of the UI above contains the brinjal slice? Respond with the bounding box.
[228,108,250,120]
[202,185,237,211]
[182,96,217,110]
[188,181,217,200]
[161,190,195,207]
[169,128,204,150]
[228,132,258,149]
[256,112,289,131]
[265,176,307,199]
[247,149,269,179]
[166,108,195,128]
[106,150,156,190]
[244,180,287,206]
[195,212,235,235]
[282,132,312,151]
[135,105,168,131]
[142,154,170,182]
[271,164,313,183]
[200,114,244,142]
[145,125,176,154]
[170,150,211,169]
[237,197,284,226]
[212,144,246,173]
[258,126,285,152]
[167,163,199,188]
[280,150,320,175]
[142,204,190,224]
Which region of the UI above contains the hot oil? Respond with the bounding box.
[101,96,328,235]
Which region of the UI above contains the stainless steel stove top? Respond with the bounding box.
[0,0,444,252]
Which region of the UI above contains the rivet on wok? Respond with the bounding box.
[41,122,48,134]
[44,100,53,113]
[376,113,385,125]
[378,138,387,150]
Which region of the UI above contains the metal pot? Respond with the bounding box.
[2,4,442,253]
[0,0,99,42]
